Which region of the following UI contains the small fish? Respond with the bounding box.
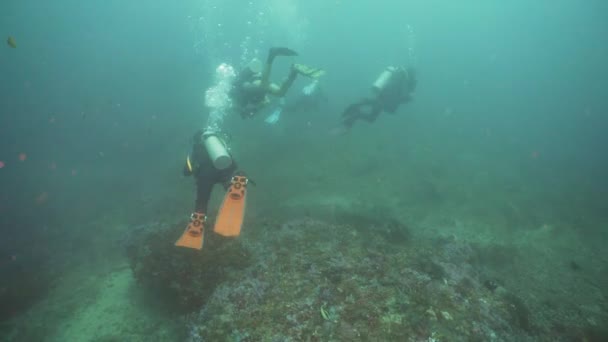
[7,36,16,48]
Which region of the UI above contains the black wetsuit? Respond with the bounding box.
[342,68,417,128]
[231,69,266,119]
[184,136,237,213]
[231,47,301,119]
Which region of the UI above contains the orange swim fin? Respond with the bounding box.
[175,212,206,250]
[214,176,248,237]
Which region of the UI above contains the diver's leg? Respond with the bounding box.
[360,103,383,123]
[195,177,214,213]
[175,174,212,249]
[341,99,377,127]
[342,111,357,128]
[273,68,299,97]
[262,47,299,90]
[260,50,275,89]
[341,102,366,128]
[216,162,238,190]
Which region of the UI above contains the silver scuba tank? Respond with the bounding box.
[203,132,233,170]
[372,66,398,94]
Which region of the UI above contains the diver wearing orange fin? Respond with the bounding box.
[175,130,250,250]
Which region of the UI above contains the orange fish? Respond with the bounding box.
[7,36,16,48]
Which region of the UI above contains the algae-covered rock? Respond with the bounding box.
[126,221,251,313]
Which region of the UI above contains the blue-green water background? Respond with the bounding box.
[1,0,607,338]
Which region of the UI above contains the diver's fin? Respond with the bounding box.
[175,212,206,250]
[268,47,298,62]
[293,63,325,79]
[214,176,248,237]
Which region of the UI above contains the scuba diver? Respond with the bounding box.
[175,130,250,250]
[337,66,417,131]
[231,47,325,119]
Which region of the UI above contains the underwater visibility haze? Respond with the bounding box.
[1,0,608,341]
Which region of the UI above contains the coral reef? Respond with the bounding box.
[129,217,608,341]
[127,220,251,313]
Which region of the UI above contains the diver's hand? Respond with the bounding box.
[302,80,319,95]
[265,108,282,125]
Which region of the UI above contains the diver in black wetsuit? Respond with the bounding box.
[176,130,254,250]
[231,47,325,119]
[338,66,417,130]
[182,130,237,230]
